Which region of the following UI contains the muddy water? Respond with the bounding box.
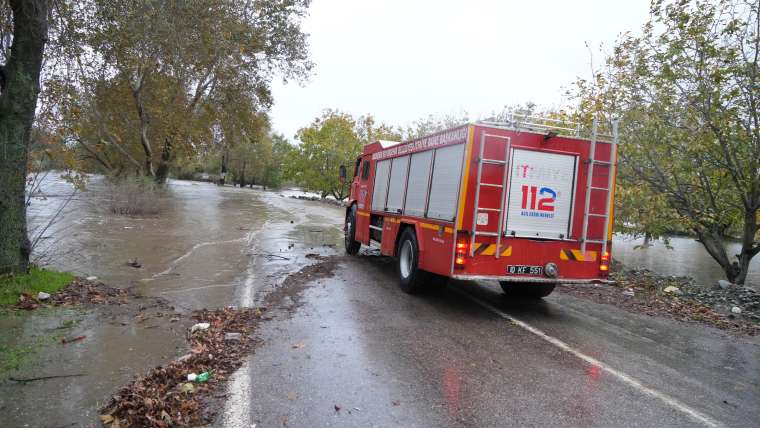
[613,235,760,287]
[3,174,344,427]
[27,174,344,310]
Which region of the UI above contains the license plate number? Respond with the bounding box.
[507,265,543,276]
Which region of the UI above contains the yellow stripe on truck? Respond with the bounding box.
[420,222,453,234]
[456,125,475,230]
[474,244,512,257]
[559,249,597,261]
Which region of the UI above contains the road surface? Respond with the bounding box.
[216,192,760,428]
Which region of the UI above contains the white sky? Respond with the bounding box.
[269,0,651,141]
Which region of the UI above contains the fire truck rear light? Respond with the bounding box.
[601,251,609,262]
[455,257,465,265]
[456,242,467,250]
[600,264,609,271]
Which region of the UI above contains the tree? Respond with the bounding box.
[294,111,361,199]
[260,133,296,188]
[0,0,48,274]
[572,0,760,284]
[44,0,312,183]
[403,112,469,139]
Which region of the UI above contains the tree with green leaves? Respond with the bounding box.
[47,0,312,183]
[572,0,760,284]
[0,0,48,274]
[293,111,362,199]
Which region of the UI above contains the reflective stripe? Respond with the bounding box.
[560,249,597,261]
[420,222,453,234]
[357,211,370,217]
[473,244,512,257]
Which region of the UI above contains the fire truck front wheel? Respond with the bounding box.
[344,206,361,255]
[397,229,428,294]
[499,282,556,298]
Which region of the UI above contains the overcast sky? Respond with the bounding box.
[269,0,651,142]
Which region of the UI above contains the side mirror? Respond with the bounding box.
[339,165,347,183]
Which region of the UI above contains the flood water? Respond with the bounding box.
[613,235,759,287]
[3,173,345,427]
[27,173,344,310]
[27,172,758,291]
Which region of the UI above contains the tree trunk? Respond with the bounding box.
[694,228,737,283]
[154,137,172,184]
[130,70,154,177]
[0,0,48,275]
[238,161,246,188]
[733,209,760,285]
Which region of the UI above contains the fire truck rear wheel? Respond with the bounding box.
[344,206,361,255]
[397,228,428,294]
[499,282,556,298]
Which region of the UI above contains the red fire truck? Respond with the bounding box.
[343,115,618,297]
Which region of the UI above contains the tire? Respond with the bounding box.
[344,205,361,255]
[499,281,556,298]
[396,228,429,294]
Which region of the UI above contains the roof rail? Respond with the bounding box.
[477,112,614,140]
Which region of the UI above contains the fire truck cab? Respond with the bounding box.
[344,115,618,297]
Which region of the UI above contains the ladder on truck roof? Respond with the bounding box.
[580,118,619,258]
[470,132,511,258]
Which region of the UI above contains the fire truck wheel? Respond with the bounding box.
[499,282,556,298]
[397,228,428,293]
[344,206,361,255]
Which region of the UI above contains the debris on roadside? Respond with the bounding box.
[186,371,210,383]
[14,277,130,310]
[663,286,682,295]
[16,293,39,310]
[558,263,760,336]
[52,277,129,306]
[100,307,263,427]
[61,335,86,344]
[224,332,242,341]
[190,322,210,333]
[126,259,142,268]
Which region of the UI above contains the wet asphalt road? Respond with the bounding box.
[218,196,760,428]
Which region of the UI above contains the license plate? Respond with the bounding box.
[507,265,543,276]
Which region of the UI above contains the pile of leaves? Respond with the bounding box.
[15,277,128,310]
[559,267,760,336]
[100,307,263,427]
[51,278,129,306]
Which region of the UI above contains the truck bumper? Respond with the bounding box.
[450,274,611,285]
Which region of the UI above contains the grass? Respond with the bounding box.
[0,334,59,374]
[0,266,74,306]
